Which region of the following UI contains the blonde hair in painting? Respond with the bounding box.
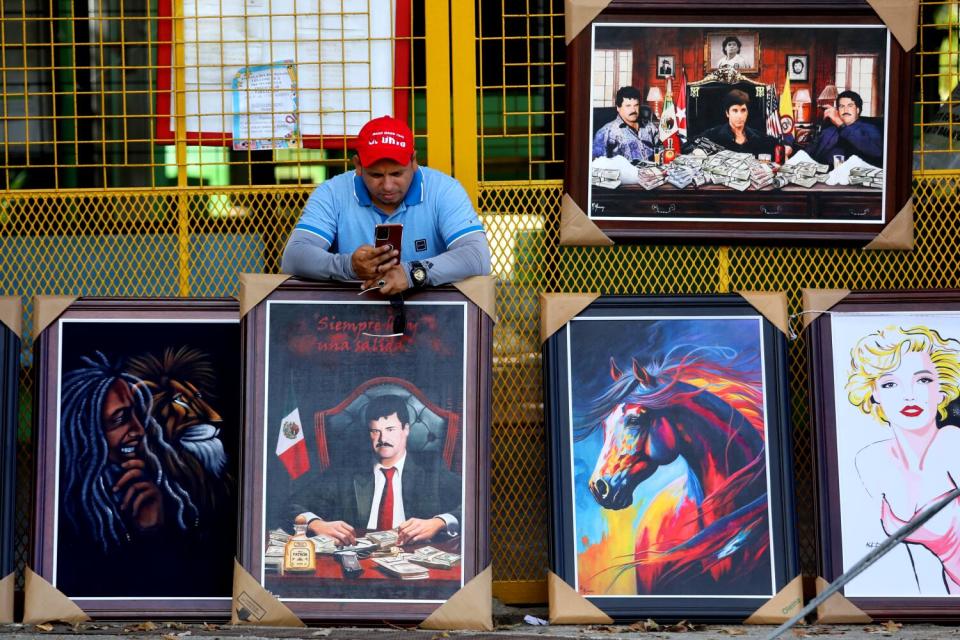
[846,325,960,424]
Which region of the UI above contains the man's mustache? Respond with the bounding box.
[375,441,394,449]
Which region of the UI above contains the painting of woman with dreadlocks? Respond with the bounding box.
[48,315,240,603]
[566,314,779,599]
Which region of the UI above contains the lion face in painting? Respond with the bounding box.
[141,375,222,440]
[127,346,222,442]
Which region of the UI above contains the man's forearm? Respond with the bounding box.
[416,232,492,286]
[281,228,357,281]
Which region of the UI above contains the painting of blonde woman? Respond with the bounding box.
[831,320,960,597]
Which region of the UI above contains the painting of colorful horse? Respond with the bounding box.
[570,319,773,598]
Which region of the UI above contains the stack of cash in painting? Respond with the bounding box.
[591,167,621,189]
[778,159,830,187]
[370,556,430,580]
[849,166,884,188]
[264,528,461,579]
[590,138,882,191]
[407,546,461,570]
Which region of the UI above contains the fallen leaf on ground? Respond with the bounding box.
[883,620,902,632]
[585,624,617,632]
[201,623,220,631]
[665,620,700,632]
[627,619,661,632]
[34,624,54,632]
[125,622,159,632]
[719,628,746,636]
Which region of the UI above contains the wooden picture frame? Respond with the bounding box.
[32,298,242,618]
[809,291,960,619]
[656,54,675,78]
[544,294,797,620]
[239,279,491,622]
[0,320,19,578]
[706,31,760,75]
[786,53,809,82]
[568,1,912,244]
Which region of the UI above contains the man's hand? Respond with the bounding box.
[362,264,409,296]
[113,459,164,531]
[397,517,446,545]
[351,244,399,280]
[307,518,356,546]
[823,105,843,127]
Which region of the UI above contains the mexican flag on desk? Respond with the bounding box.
[659,77,682,163]
[276,407,310,479]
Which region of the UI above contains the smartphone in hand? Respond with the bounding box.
[374,223,403,263]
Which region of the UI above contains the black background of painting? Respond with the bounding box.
[543,294,798,621]
[262,302,465,534]
[55,320,241,597]
[0,324,18,578]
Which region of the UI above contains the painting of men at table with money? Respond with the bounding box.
[259,299,468,602]
[585,22,892,229]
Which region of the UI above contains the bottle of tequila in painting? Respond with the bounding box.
[283,516,317,573]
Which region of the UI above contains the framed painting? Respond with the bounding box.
[786,54,809,82]
[32,298,241,617]
[705,31,760,75]
[0,319,19,578]
[544,295,797,620]
[239,279,491,622]
[567,1,912,243]
[810,290,960,619]
[656,55,675,78]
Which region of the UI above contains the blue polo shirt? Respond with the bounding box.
[293,166,485,260]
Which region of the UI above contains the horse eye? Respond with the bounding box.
[625,414,643,428]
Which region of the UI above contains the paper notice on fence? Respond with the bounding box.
[232,62,300,151]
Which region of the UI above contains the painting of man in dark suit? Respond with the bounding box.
[286,393,461,545]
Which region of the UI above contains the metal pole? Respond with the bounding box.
[765,486,960,640]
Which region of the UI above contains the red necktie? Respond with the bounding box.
[377,467,397,531]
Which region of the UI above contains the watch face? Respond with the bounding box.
[413,267,427,284]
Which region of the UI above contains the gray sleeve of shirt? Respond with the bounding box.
[410,231,492,287]
[280,228,358,281]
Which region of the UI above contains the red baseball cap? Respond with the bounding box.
[356,115,415,167]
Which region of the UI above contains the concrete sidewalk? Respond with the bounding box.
[0,603,956,640]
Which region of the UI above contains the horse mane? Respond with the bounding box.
[575,345,763,440]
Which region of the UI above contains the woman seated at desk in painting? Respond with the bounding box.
[846,325,960,594]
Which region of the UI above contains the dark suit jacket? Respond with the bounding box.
[702,122,778,157]
[285,454,462,535]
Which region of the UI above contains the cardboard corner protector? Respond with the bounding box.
[239,273,291,318]
[563,0,613,45]
[32,296,78,341]
[539,292,599,344]
[865,198,914,251]
[453,275,497,323]
[22,567,90,625]
[419,565,493,631]
[813,576,872,624]
[736,291,790,337]
[231,560,304,627]
[559,193,614,247]
[547,571,613,625]
[744,575,806,625]
[801,288,851,330]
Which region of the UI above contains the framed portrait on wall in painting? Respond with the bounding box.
[706,31,760,74]
[32,298,241,617]
[786,54,809,82]
[656,55,675,78]
[566,1,912,243]
[239,279,491,622]
[0,318,18,579]
[809,291,960,619]
[543,295,797,620]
